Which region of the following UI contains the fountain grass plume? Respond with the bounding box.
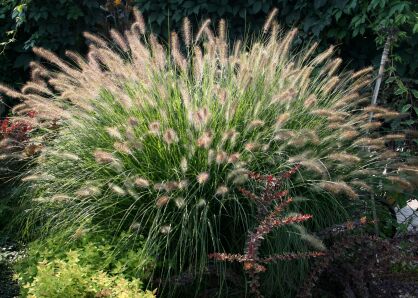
[3,8,416,297]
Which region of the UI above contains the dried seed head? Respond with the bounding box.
[132,8,146,34]
[398,167,418,176]
[352,169,377,176]
[302,42,318,62]
[245,142,258,152]
[328,58,342,76]
[311,109,338,117]
[304,94,316,108]
[109,183,126,196]
[227,153,240,164]
[154,183,165,191]
[216,185,228,196]
[299,159,327,177]
[0,84,25,99]
[130,222,141,231]
[328,153,361,164]
[248,119,265,129]
[218,19,226,41]
[311,45,334,65]
[21,175,42,182]
[110,29,128,52]
[51,194,71,202]
[134,177,150,188]
[387,176,412,190]
[150,34,166,69]
[221,129,239,145]
[351,78,371,92]
[156,195,170,207]
[272,89,296,104]
[21,82,52,96]
[354,137,385,147]
[73,227,87,239]
[216,150,228,164]
[83,32,108,48]
[178,180,188,189]
[207,149,215,165]
[180,157,188,173]
[105,127,123,140]
[94,150,115,164]
[182,17,192,47]
[232,40,241,60]
[164,181,179,192]
[319,181,358,199]
[160,225,172,234]
[274,130,295,141]
[114,142,132,154]
[351,66,374,79]
[128,117,139,126]
[328,115,345,123]
[197,131,213,148]
[76,186,101,197]
[163,128,179,144]
[171,31,187,71]
[203,27,215,42]
[333,93,361,109]
[61,152,80,161]
[148,121,161,135]
[269,20,279,39]
[193,107,211,128]
[276,113,290,129]
[263,8,279,33]
[374,111,400,119]
[379,150,398,160]
[351,180,372,192]
[383,134,405,142]
[363,105,388,113]
[195,19,211,42]
[340,129,359,140]
[232,173,249,185]
[175,197,186,208]
[197,172,209,184]
[360,122,382,130]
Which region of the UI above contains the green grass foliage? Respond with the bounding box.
[1,9,416,297]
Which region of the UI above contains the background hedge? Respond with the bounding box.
[1,0,417,149]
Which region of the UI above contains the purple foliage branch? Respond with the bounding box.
[209,164,325,297]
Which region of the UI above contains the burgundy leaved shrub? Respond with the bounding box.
[209,165,325,297]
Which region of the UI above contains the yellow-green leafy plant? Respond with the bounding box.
[1,8,416,296]
[15,250,155,298]
[13,229,155,296]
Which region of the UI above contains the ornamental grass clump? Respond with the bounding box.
[2,8,416,296]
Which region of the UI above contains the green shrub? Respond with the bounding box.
[14,230,155,297]
[2,9,416,296]
[16,250,155,298]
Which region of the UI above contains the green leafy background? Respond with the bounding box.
[0,0,417,146]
